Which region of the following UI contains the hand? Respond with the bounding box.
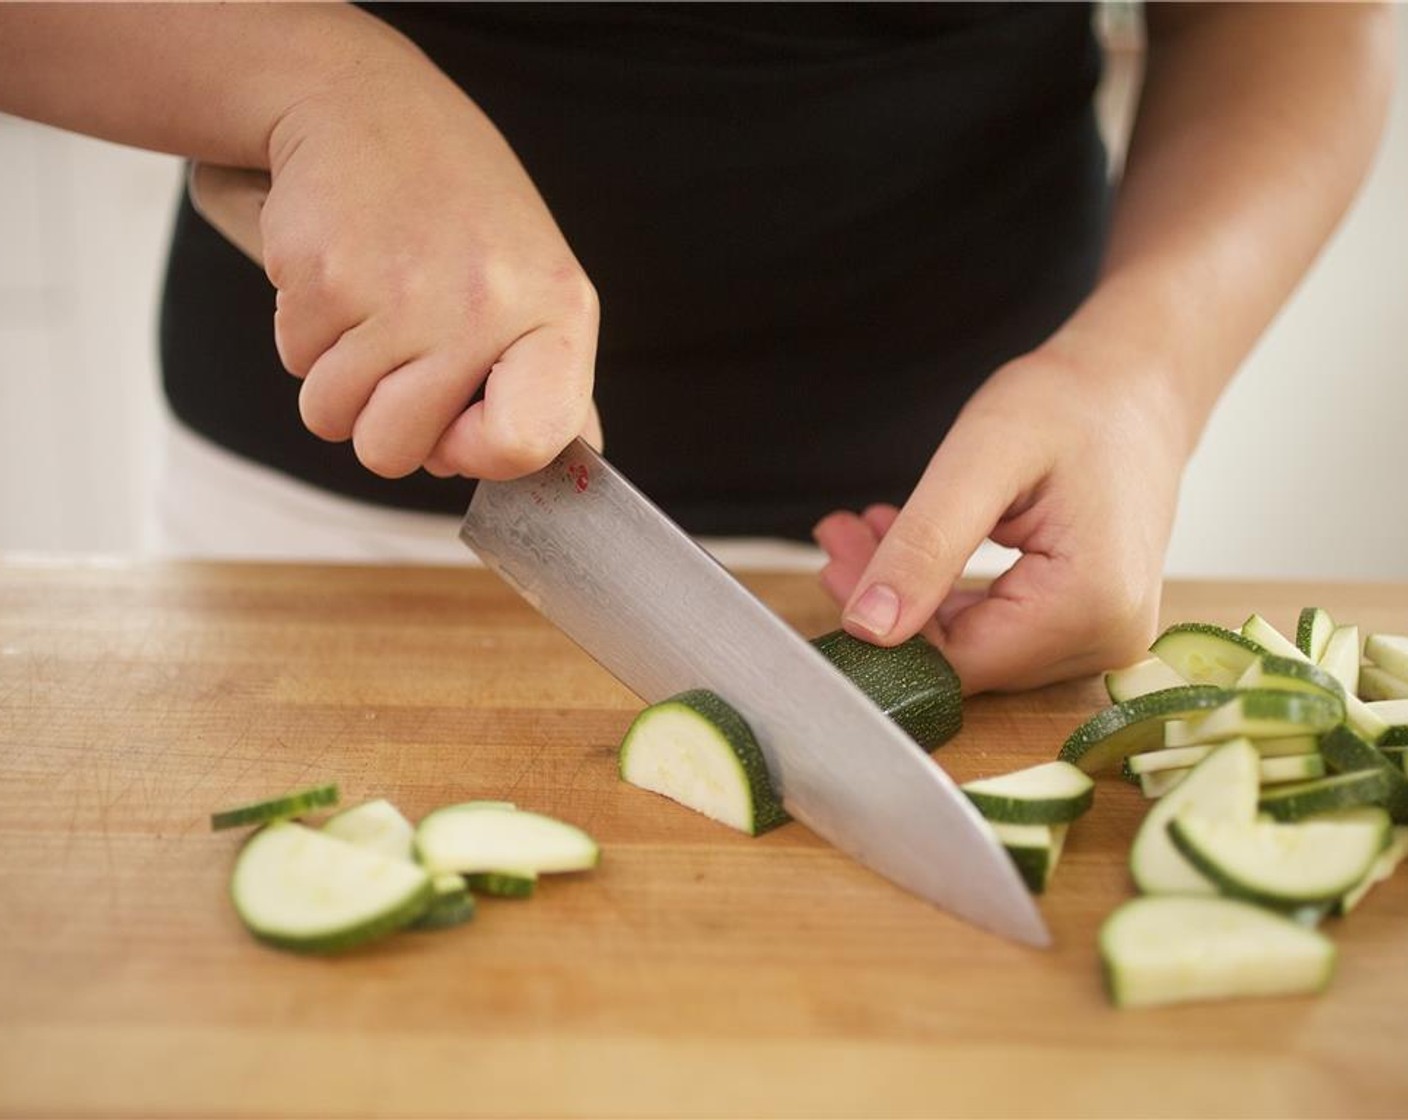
[813,340,1189,695]
[259,53,601,481]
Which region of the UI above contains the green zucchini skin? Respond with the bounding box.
[1320,724,1408,824]
[810,630,963,751]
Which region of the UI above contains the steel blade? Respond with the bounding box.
[460,439,1048,946]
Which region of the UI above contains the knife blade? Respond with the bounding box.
[461,438,1049,947]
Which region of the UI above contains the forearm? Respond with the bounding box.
[0,2,424,168]
[1053,3,1395,456]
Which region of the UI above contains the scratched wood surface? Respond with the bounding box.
[1,559,1405,1119]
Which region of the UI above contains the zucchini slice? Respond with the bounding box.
[410,873,477,931]
[1099,895,1335,1010]
[1189,689,1343,744]
[990,821,1068,894]
[1319,724,1408,823]
[1256,770,1392,822]
[1058,686,1231,775]
[960,760,1094,825]
[1130,738,1260,895]
[810,630,962,750]
[1138,768,1190,799]
[1361,666,1408,704]
[1364,633,1408,683]
[618,689,789,835]
[1335,823,1408,916]
[465,871,537,899]
[231,821,432,954]
[1104,657,1186,703]
[1136,753,1324,799]
[1296,607,1335,663]
[1167,814,1388,909]
[1241,614,1308,663]
[1127,745,1215,775]
[1149,623,1265,688]
[415,804,600,875]
[211,784,339,832]
[322,798,415,861]
[1318,624,1361,697]
[1368,700,1408,747]
[1235,654,1343,701]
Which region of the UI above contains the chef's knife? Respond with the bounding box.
[189,162,1050,947]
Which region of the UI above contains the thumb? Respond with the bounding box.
[841,434,1020,647]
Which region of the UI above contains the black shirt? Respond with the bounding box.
[160,2,1109,539]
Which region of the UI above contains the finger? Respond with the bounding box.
[351,347,496,479]
[860,503,900,538]
[841,430,1029,646]
[299,316,422,443]
[272,282,360,381]
[426,320,596,480]
[424,397,604,477]
[812,511,881,605]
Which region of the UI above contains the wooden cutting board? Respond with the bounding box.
[1,559,1405,1118]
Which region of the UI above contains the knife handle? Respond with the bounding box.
[187,163,270,266]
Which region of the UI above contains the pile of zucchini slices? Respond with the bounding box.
[214,790,599,954]
[1067,609,1408,1009]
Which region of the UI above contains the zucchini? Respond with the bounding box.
[1365,633,1408,682]
[231,821,432,954]
[1130,738,1260,895]
[1189,689,1343,744]
[810,630,962,750]
[1127,745,1215,775]
[1248,734,1324,758]
[1296,607,1335,663]
[960,760,1094,825]
[1343,691,1391,744]
[1368,700,1408,747]
[1104,657,1186,703]
[1318,624,1361,697]
[1241,614,1308,663]
[465,871,537,899]
[211,784,339,832]
[1058,686,1232,775]
[410,873,477,931]
[1335,823,1408,916]
[990,821,1068,894]
[1099,895,1335,1009]
[1138,769,1190,799]
[618,689,789,835]
[322,798,415,861]
[1137,754,1325,800]
[1235,654,1343,701]
[1256,770,1393,822]
[1149,622,1265,688]
[1167,814,1388,909]
[1319,724,1408,823]
[415,804,600,876]
[1258,753,1327,785]
[1360,665,1408,704]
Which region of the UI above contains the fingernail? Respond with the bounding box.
[845,584,900,639]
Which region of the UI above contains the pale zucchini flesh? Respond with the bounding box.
[1150,623,1266,688]
[618,689,789,835]
[1367,699,1408,746]
[1364,633,1408,683]
[1241,614,1309,664]
[1361,665,1408,704]
[990,821,1068,894]
[1104,657,1186,703]
[1296,608,1335,663]
[1318,624,1361,698]
[415,805,600,876]
[231,822,432,954]
[322,798,416,862]
[1100,895,1335,1009]
[1130,739,1260,895]
[1167,814,1388,908]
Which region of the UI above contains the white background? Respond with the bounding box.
[1,10,1405,578]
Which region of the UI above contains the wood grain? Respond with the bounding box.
[1,559,1405,1118]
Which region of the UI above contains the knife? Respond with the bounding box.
[188,162,1050,947]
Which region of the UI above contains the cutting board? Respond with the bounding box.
[1,560,1405,1118]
